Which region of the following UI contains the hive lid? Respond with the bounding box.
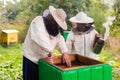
[2,30,19,33]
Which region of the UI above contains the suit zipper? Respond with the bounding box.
[84,35,86,56]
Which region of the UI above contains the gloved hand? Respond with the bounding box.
[93,34,103,47]
[62,53,71,67]
[96,34,103,38]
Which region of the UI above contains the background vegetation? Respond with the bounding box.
[0,0,120,80]
[0,44,22,80]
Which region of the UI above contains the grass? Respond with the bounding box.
[0,44,22,54]
[99,50,120,80]
[0,44,23,80]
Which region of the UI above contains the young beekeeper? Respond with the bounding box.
[66,12,103,60]
[22,6,71,80]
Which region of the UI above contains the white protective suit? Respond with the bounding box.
[66,29,98,60]
[22,16,68,64]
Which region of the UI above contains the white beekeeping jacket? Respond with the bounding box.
[22,16,68,64]
[66,29,98,60]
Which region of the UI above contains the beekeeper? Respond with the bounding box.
[66,12,103,60]
[22,6,71,80]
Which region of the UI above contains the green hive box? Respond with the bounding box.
[38,54,112,80]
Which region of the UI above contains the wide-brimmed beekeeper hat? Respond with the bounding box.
[49,6,67,30]
[69,12,94,23]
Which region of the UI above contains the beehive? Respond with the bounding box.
[1,30,19,46]
[38,54,112,80]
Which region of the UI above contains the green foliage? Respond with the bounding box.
[0,44,22,80]
[88,6,106,34]
[0,44,22,54]
[0,53,22,80]
[88,0,106,34]
[110,28,120,39]
[3,2,21,22]
[54,49,61,56]
[99,50,120,80]
[99,50,116,63]
[112,66,120,80]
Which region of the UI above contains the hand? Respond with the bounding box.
[96,34,103,38]
[93,34,103,47]
[47,52,54,64]
[62,53,71,67]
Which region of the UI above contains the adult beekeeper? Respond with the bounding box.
[22,6,71,80]
[66,12,103,60]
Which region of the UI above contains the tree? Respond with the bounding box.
[87,0,106,34]
[3,2,20,22]
[1,0,108,42]
[113,0,120,29]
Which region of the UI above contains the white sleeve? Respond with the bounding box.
[30,16,53,52]
[66,31,73,53]
[56,34,68,53]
